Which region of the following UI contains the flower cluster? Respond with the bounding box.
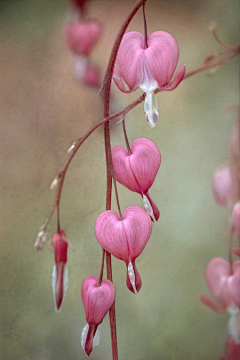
[35,2,189,358]
[200,113,240,357]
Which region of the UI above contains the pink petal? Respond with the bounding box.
[159,64,186,91]
[51,231,68,263]
[55,262,65,311]
[145,31,180,87]
[81,275,116,325]
[229,260,240,308]
[232,202,240,237]
[205,257,232,310]
[212,166,232,206]
[233,247,240,257]
[112,138,161,194]
[199,294,226,313]
[115,31,145,92]
[113,67,133,93]
[64,20,101,55]
[95,206,152,263]
[223,336,240,360]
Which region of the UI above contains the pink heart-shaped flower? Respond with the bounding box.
[112,138,161,221]
[64,20,101,55]
[95,206,152,293]
[199,258,240,313]
[81,275,115,356]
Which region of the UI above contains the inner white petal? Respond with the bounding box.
[228,313,240,344]
[128,260,137,294]
[139,58,158,93]
[143,194,156,222]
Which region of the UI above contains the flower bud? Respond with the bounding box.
[81,275,116,356]
[51,231,69,312]
[112,138,161,221]
[95,206,152,293]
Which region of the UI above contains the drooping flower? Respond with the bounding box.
[212,166,232,206]
[232,202,240,237]
[51,231,69,312]
[113,31,186,127]
[220,336,240,360]
[81,275,116,357]
[95,206,152,293]
[112,138,161,221]
[64,20,101,56]
[199,257,240,344]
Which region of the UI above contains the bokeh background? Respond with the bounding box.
[0,0,239,359]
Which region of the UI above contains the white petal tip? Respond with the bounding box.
[51,264,69,312]
[81,323,100,357]
[128,261,137,294]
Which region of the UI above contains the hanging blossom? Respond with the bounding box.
[199,257,240,344]
[64,19,101,87]
[51,231,69,312]
[112,138,161,221]
[113,31,186,127]
[212,166,240,207]
[95,206,152,293]
[81,275,116,356]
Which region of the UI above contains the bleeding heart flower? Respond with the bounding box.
[95,206,152,293]
[81,275,116,357]
[220,336,240,360]
[199,258,240,344]
[112,138,161,221]
[199,258,240,313]
[51,230,69,312]
[212,166,232,206]
[113,31,185,127]
[64,20,101,56]
[232,202,240,237]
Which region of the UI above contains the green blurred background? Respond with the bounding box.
[0,0,239,359]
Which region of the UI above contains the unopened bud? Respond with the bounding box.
[50,175,59,191]
[67,141,77,155]
[208,21,217,32]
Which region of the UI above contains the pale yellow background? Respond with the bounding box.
[0,0,239,359]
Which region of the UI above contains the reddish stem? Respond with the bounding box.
[98,248,105,285]
[142,2,148,48]
[113,176,123,220]
[101,1,148,359]
[122,117,132,155]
